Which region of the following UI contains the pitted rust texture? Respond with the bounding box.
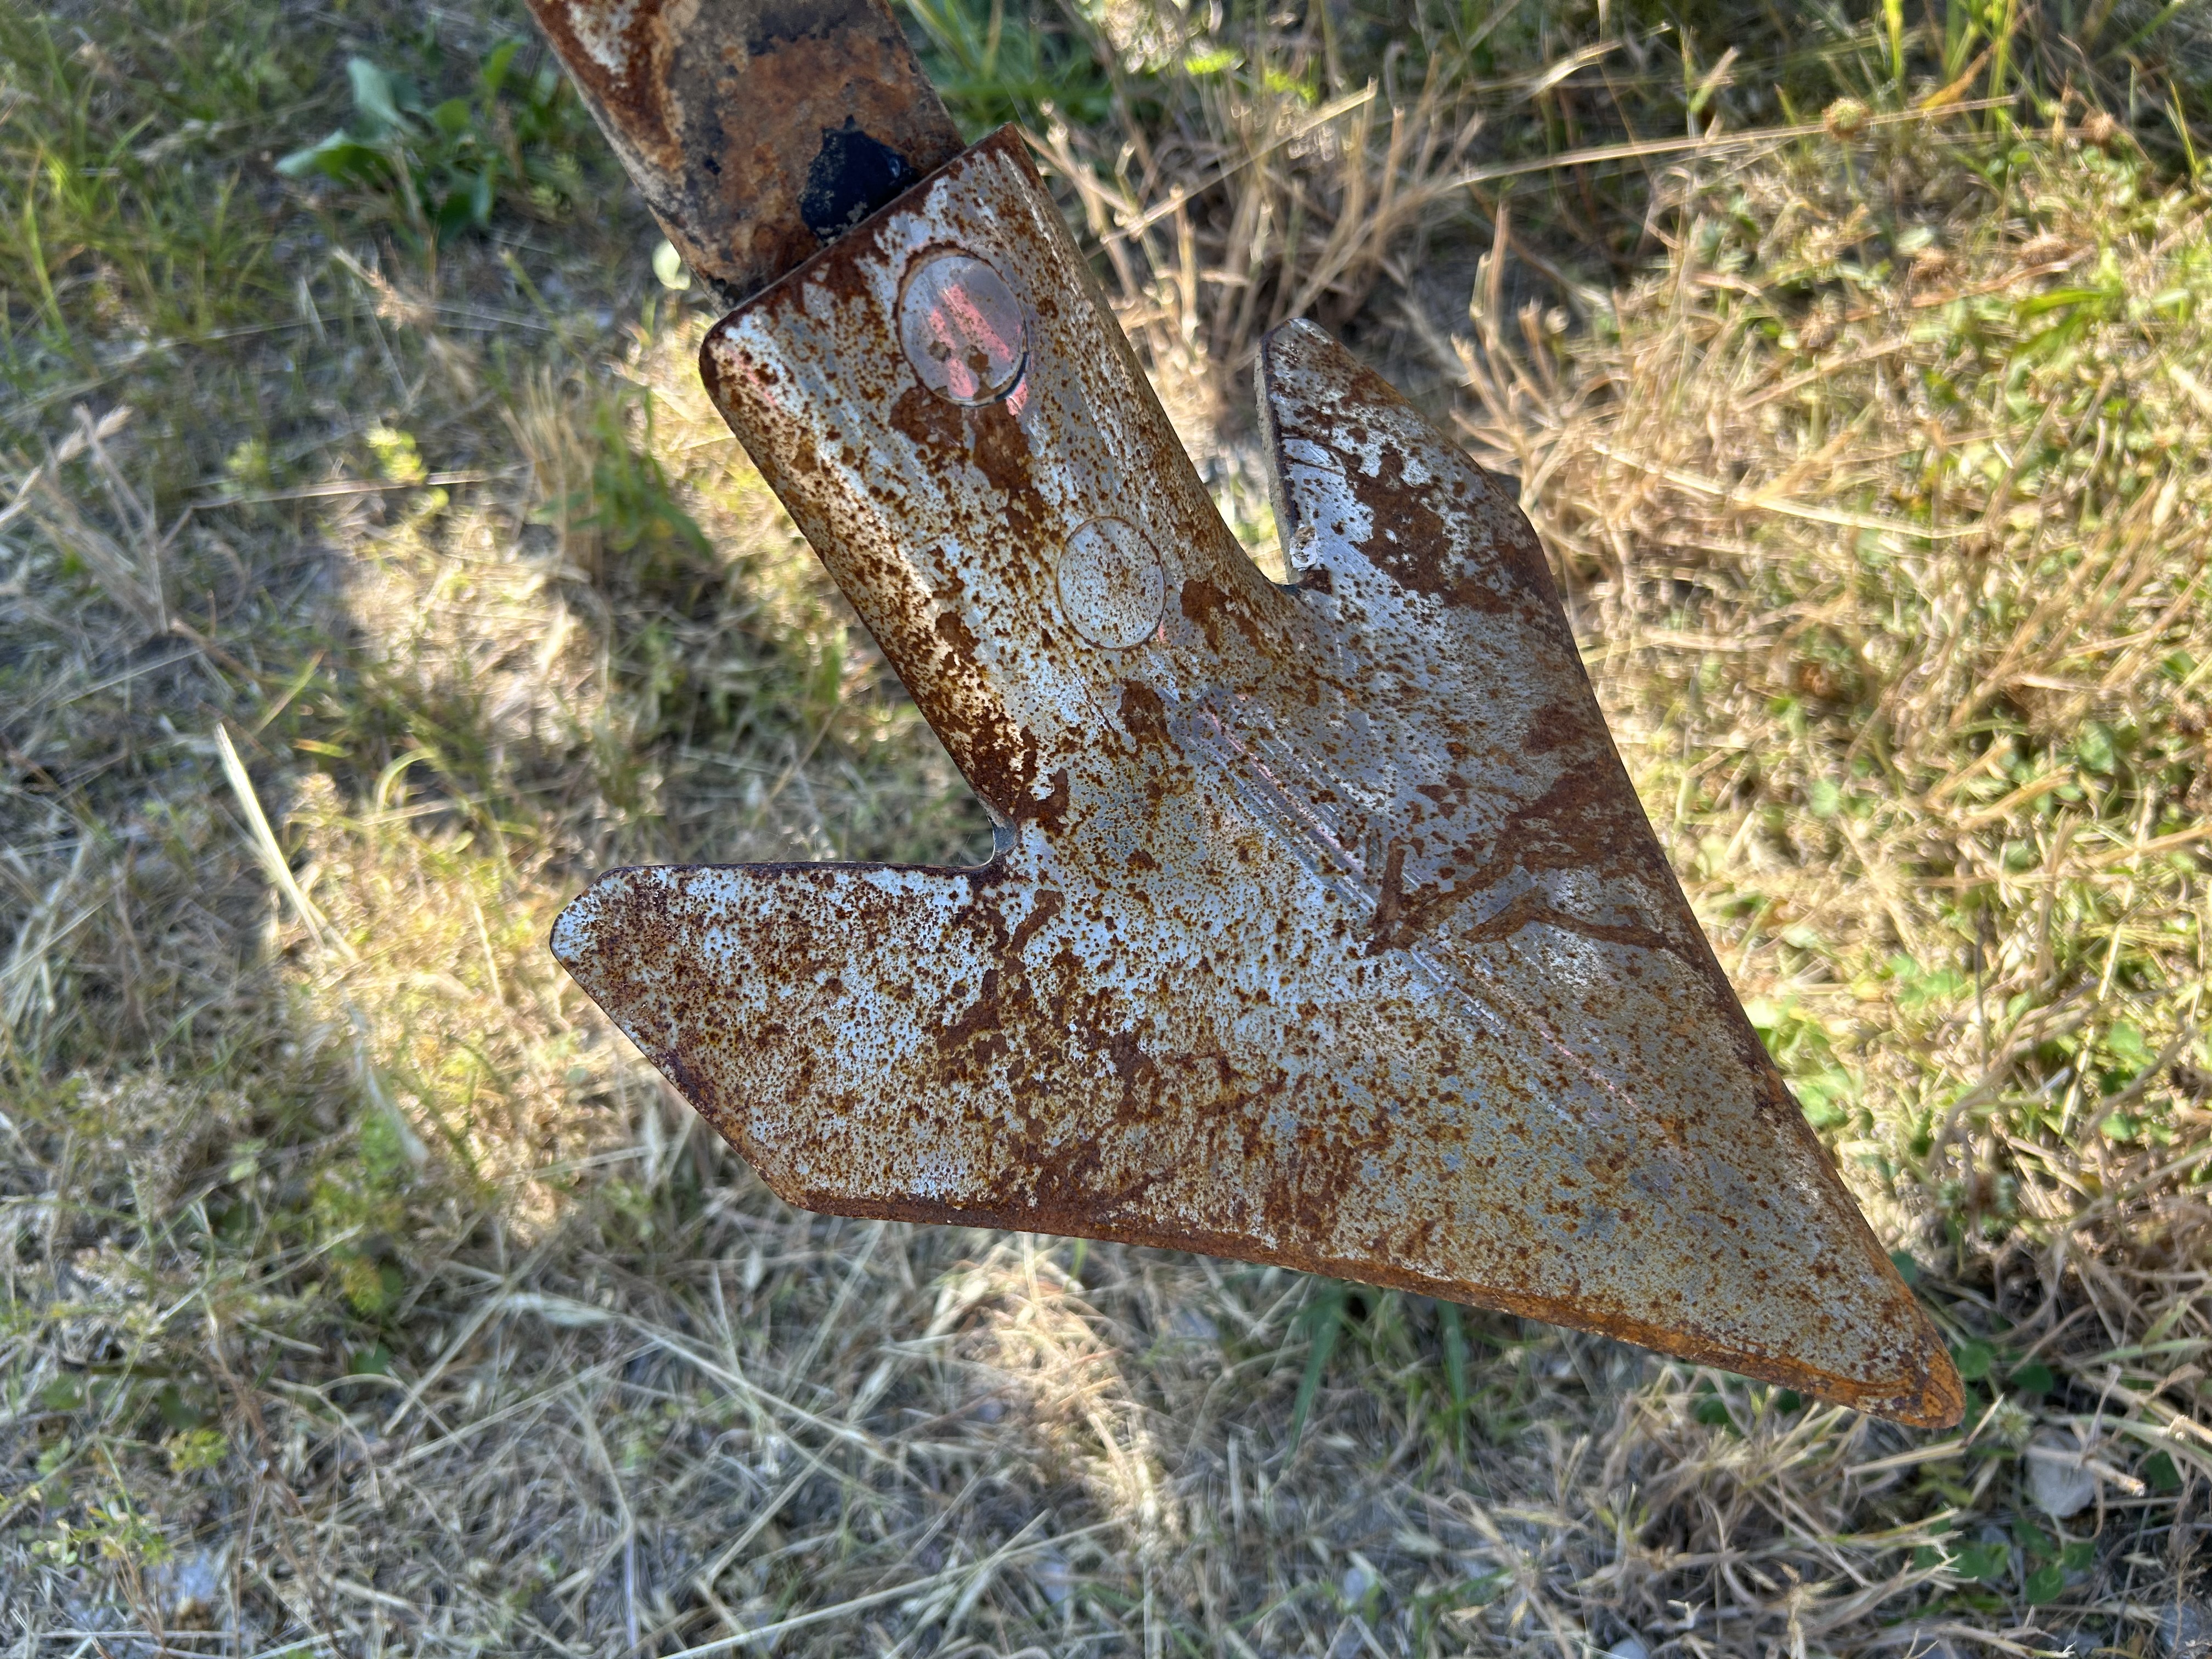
[524,0,962,306]
[552,127,1962,1426]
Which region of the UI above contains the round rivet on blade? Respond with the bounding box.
[1056,516,1165,648]
[899,251,1025,404]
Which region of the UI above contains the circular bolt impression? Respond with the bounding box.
[899,252,1025,404]
[1056,517,1165,649]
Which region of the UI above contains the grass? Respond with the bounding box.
[2,0,2209,1652]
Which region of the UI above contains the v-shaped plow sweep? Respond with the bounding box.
[532,3,1960,1427]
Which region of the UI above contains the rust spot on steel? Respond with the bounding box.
[523,0,963,306]
[548,120,1962,1427]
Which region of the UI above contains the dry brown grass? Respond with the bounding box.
[4,1,2211,1654]
[1454,118,2212,1397]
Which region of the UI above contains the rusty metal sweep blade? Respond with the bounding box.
[526,10,1962,1426]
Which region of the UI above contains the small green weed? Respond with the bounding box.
[1743,994,1859,1127]
[903,0,1114,137]
[29,1502,171,1572]
[163,1427,229,1475]
[277,38,591,242]
[544,392,715,590]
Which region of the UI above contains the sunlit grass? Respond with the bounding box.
[3,0,2209,1650]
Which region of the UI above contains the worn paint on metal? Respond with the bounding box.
[548,125,1962,1427]
[522,0,963,307]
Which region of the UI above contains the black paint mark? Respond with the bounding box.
[799,118,917,240]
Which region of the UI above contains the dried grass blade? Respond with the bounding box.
[215,724,349,960]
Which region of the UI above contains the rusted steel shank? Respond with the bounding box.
[523,0,963,306]
[527,2,1964,1427]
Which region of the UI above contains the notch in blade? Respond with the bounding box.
[525,0,966,308]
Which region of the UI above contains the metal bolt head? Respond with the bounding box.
[1056,516,1165,648]
[899,251,1025,404]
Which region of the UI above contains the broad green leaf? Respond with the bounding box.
[274,129,388,183]
[347,57,404,133]
[1284,1280,1347,1458]
[1951,1338,1994,1381]
[479,37,523,98]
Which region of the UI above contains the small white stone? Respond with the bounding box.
[2027,1429,2099,1519]
[1030,1549,1073,1608]
[1168,1305,1219,1342]
[148,1546,224,1623]
[2160,1600,2211,1658]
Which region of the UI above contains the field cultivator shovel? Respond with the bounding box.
[526,0,1962,1427]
